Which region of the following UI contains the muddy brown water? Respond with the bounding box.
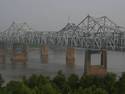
[0,48,125,83]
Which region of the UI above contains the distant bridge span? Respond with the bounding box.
[0,15,125,76]
[0,15,125,51]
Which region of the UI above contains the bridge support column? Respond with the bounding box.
[84,49,107,77]
[66,48,75,64]
[11,48,27,63]
[41,45,48,63]
[101,49,107,69]
[84,50,91,74]
[0,49,5,63]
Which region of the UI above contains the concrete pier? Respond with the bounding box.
[41,45,48,63]
[0,49,5,63]
[11,48,27,63]
[66,48,75,64]
[84,49,107,76]
[101,49,107,69]
[84,50,91,74]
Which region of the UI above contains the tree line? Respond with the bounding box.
[0,71,125,94]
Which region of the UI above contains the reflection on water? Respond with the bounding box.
[41,55,48,64]
[0,48,125,82]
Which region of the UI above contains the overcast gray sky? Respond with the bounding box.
[0,0,125,31]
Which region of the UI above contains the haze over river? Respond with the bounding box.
[0,48,125,83]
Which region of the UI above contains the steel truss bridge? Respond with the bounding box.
[0,15,125,51]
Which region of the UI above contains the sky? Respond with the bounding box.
[0,0,125,31]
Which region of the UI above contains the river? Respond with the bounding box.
[0,48,125,83]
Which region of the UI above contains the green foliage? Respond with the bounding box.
[80,75,104,88]
[116,72,125,94]
[0,74,4,87]
[52,70,69,94]
[6,81,33,94]
[75,86,108,94]
[0,72,125,94]
[24,74,49,88]
[42,83,59,94]
[79,73,117,94]
[104,73,117,94]
[68,74,79,90]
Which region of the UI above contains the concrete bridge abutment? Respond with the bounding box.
[84,49,107,76]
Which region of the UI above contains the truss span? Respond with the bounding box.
[0,15,125,51]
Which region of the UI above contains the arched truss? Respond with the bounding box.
[0,15,125,51]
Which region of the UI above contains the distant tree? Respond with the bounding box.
[31,80,59,94]
[0,71,123,94]
[67,74,79,90]
[6,81,32,94]
[6,81,20,93]
[52,70,69,94]
[32,86,45,94]
[17,83,33,94]
[104,73,117,94]
[26,74,39,88]
[79,75,97,88]
[0,74,4,87]
[80,73,117,94]
[93,87,108,94]
[74,86,108,94]
[0,87,8,94]
[37,75,50,87]
[42,83,59,94]
[116,72,125,94]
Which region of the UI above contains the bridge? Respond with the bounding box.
[0,15,125,76]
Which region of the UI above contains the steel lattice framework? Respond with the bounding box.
[0,15,125,51]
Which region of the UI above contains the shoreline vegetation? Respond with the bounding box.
[0,71,125,94]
